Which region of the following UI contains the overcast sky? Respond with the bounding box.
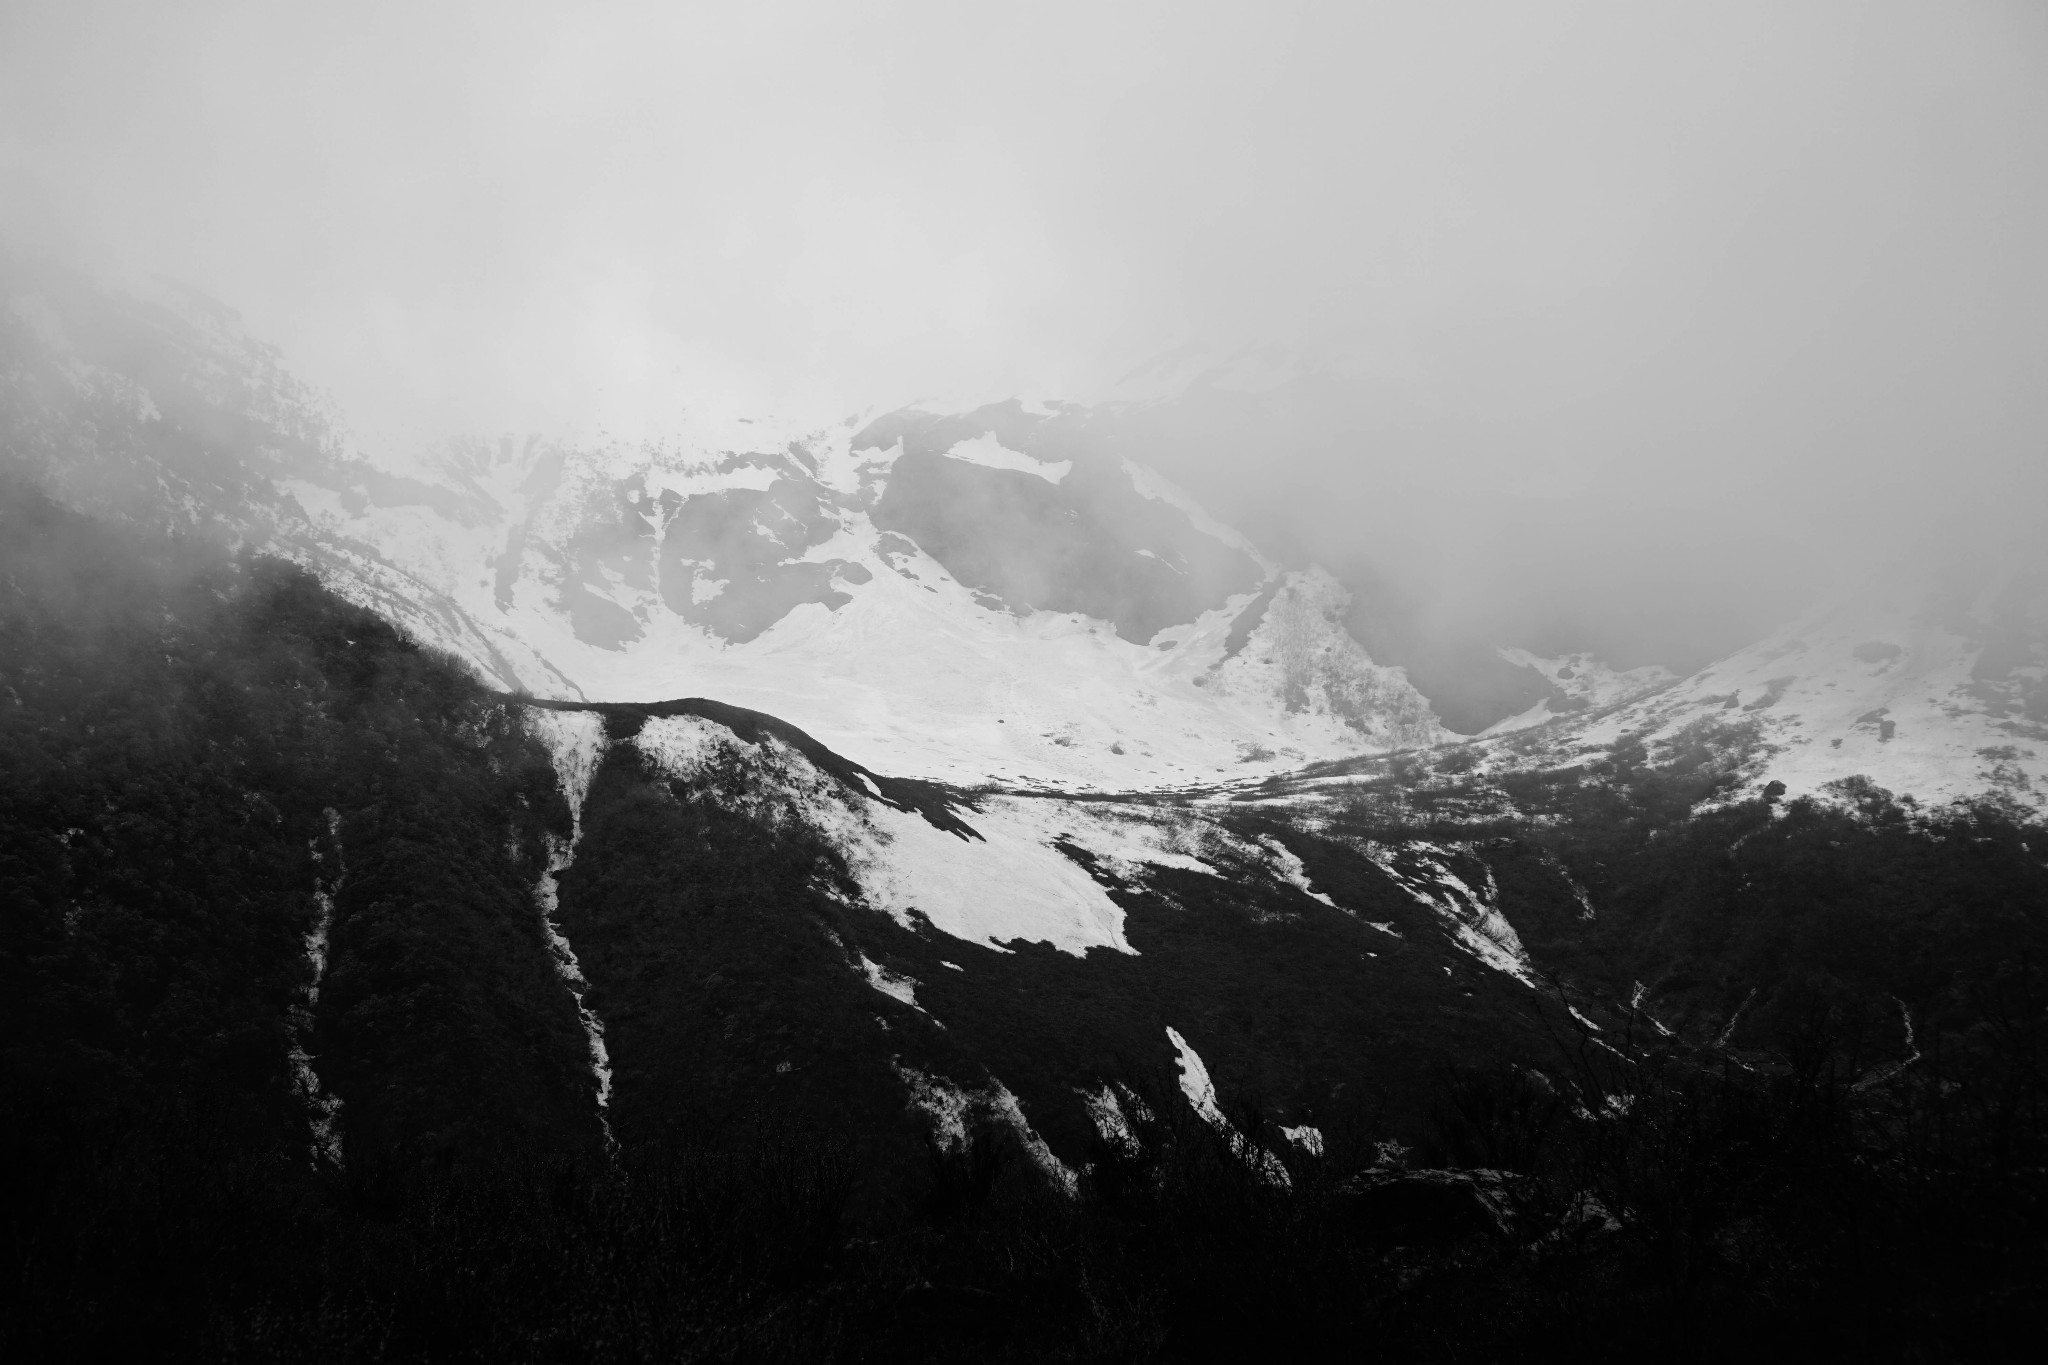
[4,0,2045,664]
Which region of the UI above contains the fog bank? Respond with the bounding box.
[4,0,2045,667]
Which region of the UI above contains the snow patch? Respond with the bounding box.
[1080,1083,1146,1155]
[1255,834,1335,907]
[1122,459,1278,576]
[633,714,1135,955]
[1167,1026,1290,1187]
[1629,982,1674,1037]
[525,708,615,1148]
[1363,842,1534,984]
[288,809,346,1169]
[858,954,922,1010]
[527,708,607,822]
[943,432,1072,484]
[896,1065,1078,1196]
[1280,1124,1324,1156]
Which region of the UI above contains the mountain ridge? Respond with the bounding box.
[5,251,2042,812]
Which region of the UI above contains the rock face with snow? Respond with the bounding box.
[513,693,1569,1168]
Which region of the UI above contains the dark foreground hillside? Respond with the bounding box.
[3,480,2046,1360]
[0,479,600,1169]
[7,1004,2044,1362]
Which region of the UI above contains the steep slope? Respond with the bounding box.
[0,481,601,1169]
[518,692,1566,1168]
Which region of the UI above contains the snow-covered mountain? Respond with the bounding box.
[278,404,1446,787]
[3,252,2042,814]
[1475,571,2048,816]
[9,253,2048,1344]
[1,255,1446,788]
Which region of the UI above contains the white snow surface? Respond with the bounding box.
[626,709,1371,956]
[527,708,607,822]
[1279,1124,1324,1157]
[858,954,922,1010]
[272,417,1441,791]
[524,708,615,1147]
[1362,843,1535,984]
[1253,834,1335,908]
[1477,573,2048,814]
[1166,1026,1290,1186]
[1166,1026,1228,1130]
[633,714,1134,955]
[942,431,1071,484]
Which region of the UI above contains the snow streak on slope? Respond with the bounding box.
[896,1064,1078,1196]
[288,809,346,1169]
[531,707,607,822]
[858,954,922,1010]
[525,708,615,1147]
[1362,843,1535,984]
[1121,458,1278,577]
[1167,1026,1290,1187]
[1081,1083,1147,1156]
[942,432,1071,484]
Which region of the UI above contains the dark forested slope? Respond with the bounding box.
[5,474,2048,1361]
[0,479,599,1167]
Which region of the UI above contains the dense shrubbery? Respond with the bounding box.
[5,999,2043,1362]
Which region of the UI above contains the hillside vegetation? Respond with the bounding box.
[3,479,2045,1360]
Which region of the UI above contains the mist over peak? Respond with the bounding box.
[4,0,2045,736]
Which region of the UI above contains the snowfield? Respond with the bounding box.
[276,414,1449,790]
[614,707,1386,956]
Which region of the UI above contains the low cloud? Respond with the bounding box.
[4,0,2044,667]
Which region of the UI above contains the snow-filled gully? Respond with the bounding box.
[1363,842,1535,985]
[897,1064,1078,1196]
[527,710,617,1151]
[1167,1027,1293,1187]
[289,809,346,1169]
